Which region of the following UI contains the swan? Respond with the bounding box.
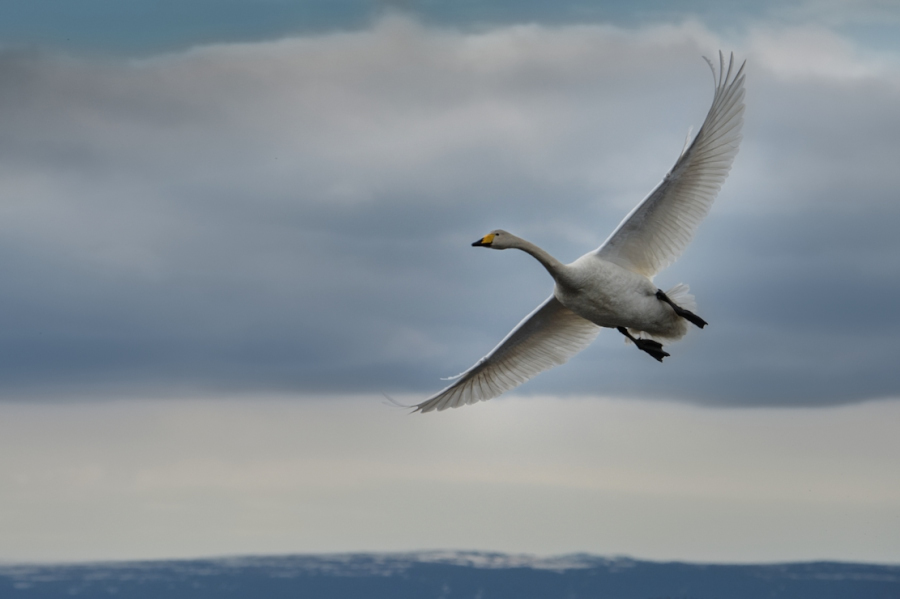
[414,52,746,413]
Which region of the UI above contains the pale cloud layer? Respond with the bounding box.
[1,17,899,405]
[1,395,898,563]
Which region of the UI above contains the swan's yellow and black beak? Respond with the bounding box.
[472,233,495,247]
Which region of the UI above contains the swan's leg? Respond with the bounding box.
[617,326,669,363]
[655,290,708,329]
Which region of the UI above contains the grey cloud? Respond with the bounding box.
[1,18,898,405]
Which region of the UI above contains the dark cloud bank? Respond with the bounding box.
[1,18,898,406]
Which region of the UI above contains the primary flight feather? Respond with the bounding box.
[415,52,746,413]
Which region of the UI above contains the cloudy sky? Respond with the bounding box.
[1,0,899,563]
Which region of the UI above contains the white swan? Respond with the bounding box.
[414,52,746,413]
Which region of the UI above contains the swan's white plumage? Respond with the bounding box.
[595,53,746,278]
[413,53,745,413]
[415,297,600,413]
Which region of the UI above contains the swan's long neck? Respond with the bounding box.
[513,237,566,281]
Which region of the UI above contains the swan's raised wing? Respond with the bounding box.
[594,52,746,278]
[414,296,600,413]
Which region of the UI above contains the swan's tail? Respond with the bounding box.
[625,283,698,343]
[663,283,697,313]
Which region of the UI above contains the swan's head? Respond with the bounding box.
[472,229,514,250]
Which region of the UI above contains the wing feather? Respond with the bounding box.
[414,296,600,413]
[594,52,746,278]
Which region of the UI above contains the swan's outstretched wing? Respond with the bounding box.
[594,52,746,278]
[414,296,600,413]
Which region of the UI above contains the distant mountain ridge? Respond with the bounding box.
[2,551,899,598]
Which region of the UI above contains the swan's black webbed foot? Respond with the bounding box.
[634,338,670,362]
[617,327,670,363]
[655,289,708,329]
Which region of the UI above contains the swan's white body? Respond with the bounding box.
[414,53,746,413]
[555,254,687,339]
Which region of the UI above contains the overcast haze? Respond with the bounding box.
[1,0,899,563]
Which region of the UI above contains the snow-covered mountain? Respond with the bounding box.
[2,551,899,598]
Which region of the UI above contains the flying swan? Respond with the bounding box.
[414,52,746,413]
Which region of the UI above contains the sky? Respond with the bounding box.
[1,0,900,563]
